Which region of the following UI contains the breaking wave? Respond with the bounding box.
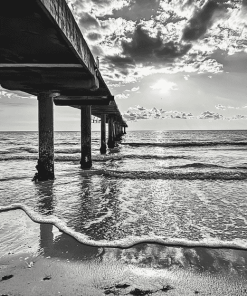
[0,154,189,162]
[166,163,247,170]
[103,170,247,180]
[122,141,247,148]
[1,206,247,250]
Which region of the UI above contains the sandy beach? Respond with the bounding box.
[1,209,247,296]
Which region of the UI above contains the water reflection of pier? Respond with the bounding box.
[37,180,103,260]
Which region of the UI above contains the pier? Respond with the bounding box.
[0,0,127,180]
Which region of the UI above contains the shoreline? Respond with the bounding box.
[1,210,247,295]
[1,206,247,251]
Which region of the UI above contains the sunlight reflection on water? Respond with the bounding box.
[1,131,247,247]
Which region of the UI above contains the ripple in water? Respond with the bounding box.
[1,131,247,250]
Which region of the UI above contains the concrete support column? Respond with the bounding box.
[118,125,121,138]
[81,106,92,169]
[113,122,117,140]
[100,114,106,154]
[115,123,122,141]
[36,92,55,181]
[107,117,115,148]
[113,121,116,141]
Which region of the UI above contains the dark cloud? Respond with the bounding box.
[78,12,100,31]
[90,0,112,5]
[122,26,162,59]
[87,32,102,41]
[91,45,104,57]
[183,0,194,7]
[102,25,192,75]
[122,26,191,63]
[155,41,192,59]
[104,55,135,69]
[182,1,222,41]
[119,69,130,76]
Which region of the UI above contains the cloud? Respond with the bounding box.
[104,55,135,69]
[131,86,139,92]
[91,45,104,57]
[215,104,226,110]
[115,93,130,100]
[0,87,36,107]
[197,111,223,120]
[0,87,35,100]
[66,0,247,87]
[182,1,224,42]
[122,105,196,121]
[78,12,100,33]
[122,26,192,64]
[69,0,128,18]
[122,104,247,122]
[229,114,247,120]
[87,32,103,41]
[99,0,161,22]
[215,104,243,110]
[227,105,240,109]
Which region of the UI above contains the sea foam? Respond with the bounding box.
[1,204,247,250]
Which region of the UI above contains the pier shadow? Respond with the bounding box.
[35,179,102,261]
[35,179,55,216]
[39,224,103,261]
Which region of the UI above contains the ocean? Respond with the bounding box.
[1,130,247,249]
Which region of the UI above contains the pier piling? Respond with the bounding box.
[36,92,55,181]
[100,114,107,154]
[107,117,115,148]
[81,106,92,169]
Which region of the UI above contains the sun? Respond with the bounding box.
[150,79,178,94]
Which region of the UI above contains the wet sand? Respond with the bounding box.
[1,210,247,296]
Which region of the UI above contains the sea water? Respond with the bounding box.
[1,130,247,249]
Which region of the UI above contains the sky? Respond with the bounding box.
[1,0,247,131]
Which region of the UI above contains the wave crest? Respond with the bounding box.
[103,170,247,180]
[122,141,247,148]
[1,205,247,250]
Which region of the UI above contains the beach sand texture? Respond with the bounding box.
[1,210,247,296]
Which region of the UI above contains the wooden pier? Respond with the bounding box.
[0,0,127,180]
